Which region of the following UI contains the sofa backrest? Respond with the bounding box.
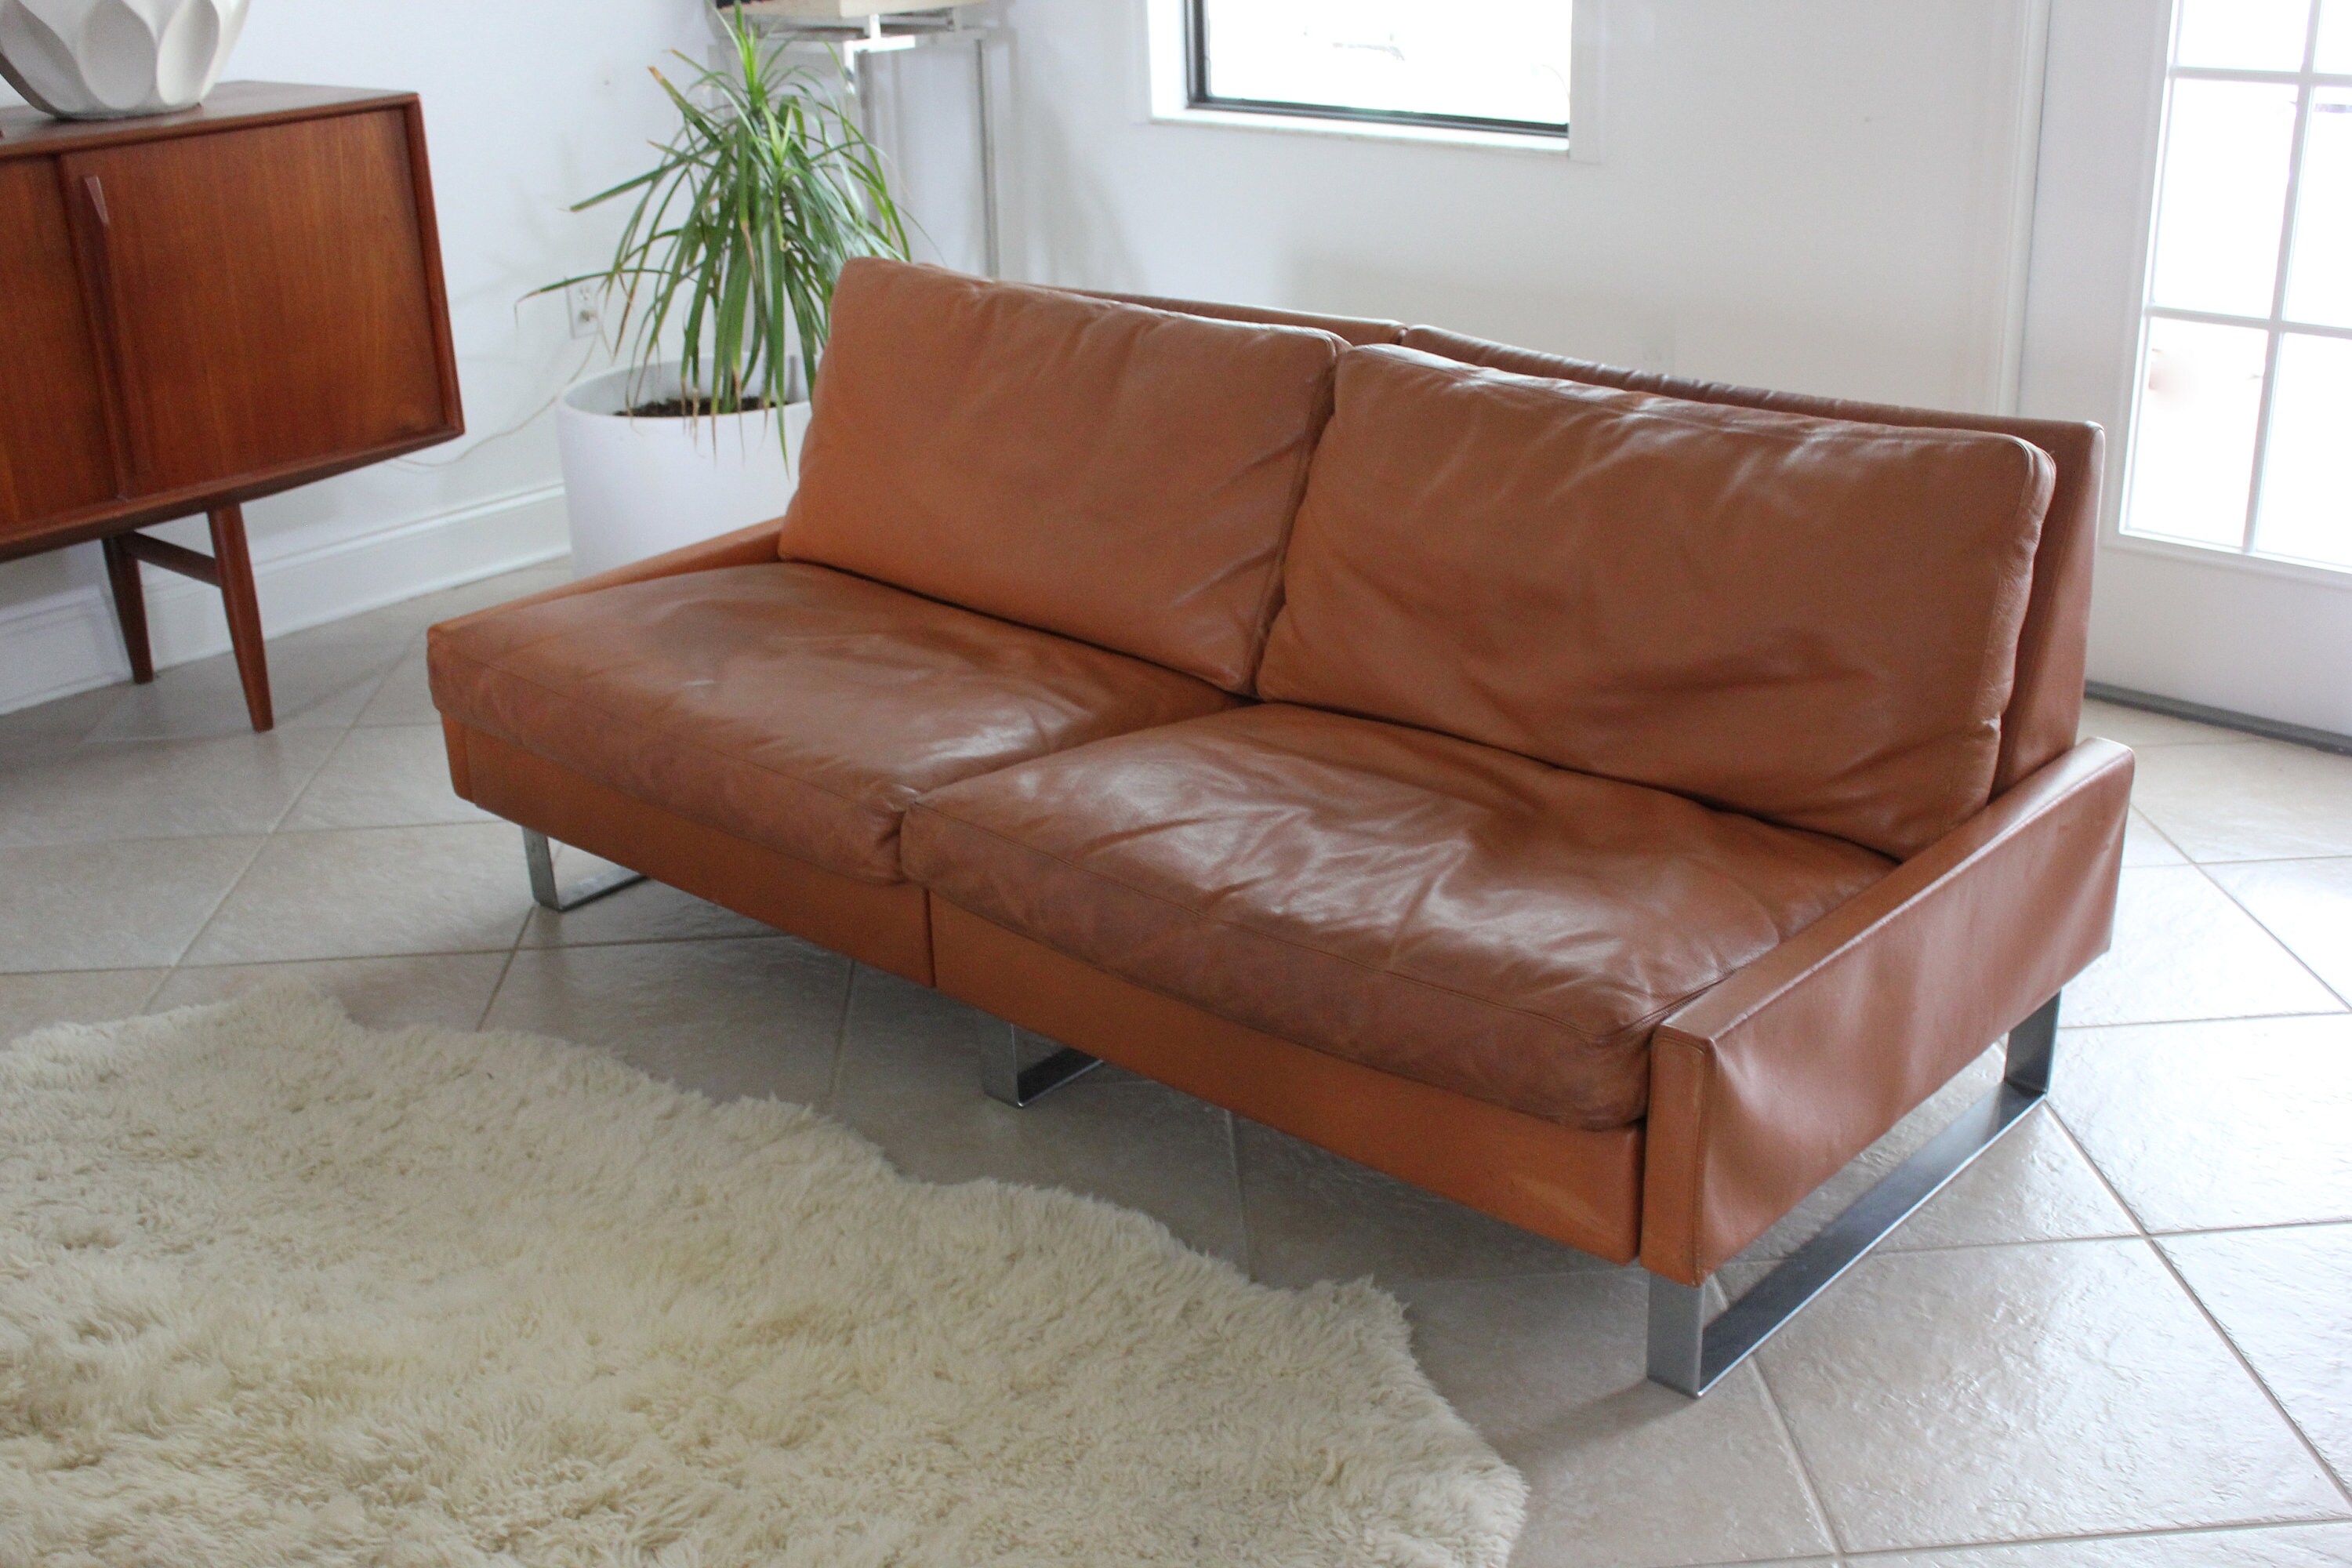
[779,260,1344,693]
[1399,327,2103,798]
[1256,347,2056,861]
[1072,289,1406,348]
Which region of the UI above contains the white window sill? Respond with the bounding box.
[1149,102,1572,158]
[2107,527,2352,591]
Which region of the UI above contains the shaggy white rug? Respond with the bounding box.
[0,987,1523,1567]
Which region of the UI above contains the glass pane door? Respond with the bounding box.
[2125,0,2352,571]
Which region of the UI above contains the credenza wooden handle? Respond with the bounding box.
[71,169,149,488]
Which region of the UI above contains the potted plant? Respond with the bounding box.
[549,14,907,575]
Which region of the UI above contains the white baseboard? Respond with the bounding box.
[0,485,570,719]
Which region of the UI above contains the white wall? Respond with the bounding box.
[0,0,711,713]
[993,0,2049,412]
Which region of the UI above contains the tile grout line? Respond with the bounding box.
[2129,743,2352,870]
[135,966,176,1014]
[1740,1225,2142,1267]
[2058,1003,2346,1030]
[2133,851,2313,950]
[3,574,532,1000]
[136,930,811,979]
[1748,1351,1846,1560]
[162,944,540,971]
[2054,1105,2352,1509]
[0,727,343,850]
[2049,1102,2158,1242]
[2059,1014,2348,1045]
[159,833,274,971]
[473,944,523,1033]
[262,724,358,837]
[75,644,410,747]
[2147,1233,2352,1508]
[476,836,554,1030]
[821,961,858,1113]
[72,687,122,746]
[2,819,523,854]
[1831,1515,2352,1561]
[347,636,419,728]
[2198,861,2352,1013]
[2128,804,2194,866]
[2149,1214,2352,1240]
[517,927,787,955]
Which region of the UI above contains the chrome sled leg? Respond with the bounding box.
[521,827,647,913]
[980,1022,1102,1108]
[1647,991,2063,1396]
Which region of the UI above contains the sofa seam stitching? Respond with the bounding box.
[927,888,1621,1134]
[468,720,913,891]
[908,797,1689,1055]
[1958,444,2060,836]
[445,647,908,819]
[1240,355,1338,691]
[1689,1034,1715,1280]
[438,651,911,884]
[1677,750,2127,1042]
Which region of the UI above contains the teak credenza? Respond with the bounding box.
[0,82,463,730]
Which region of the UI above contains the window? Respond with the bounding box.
[1185,1,1571,140]
[2125,0,2352,571]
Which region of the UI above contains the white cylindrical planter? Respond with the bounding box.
[556,363,814,579]
[0,0,249,120]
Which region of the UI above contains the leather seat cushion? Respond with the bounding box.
[1257,347,2057,859]
[777,259,1342,693]
[902,705,1893,1128]
[427,563,1236,884]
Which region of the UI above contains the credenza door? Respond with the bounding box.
[0,159,120,541]
[60,107,451,499]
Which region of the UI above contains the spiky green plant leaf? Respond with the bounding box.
[541,9,909,448]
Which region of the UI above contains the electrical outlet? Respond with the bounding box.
[564,283,601,341]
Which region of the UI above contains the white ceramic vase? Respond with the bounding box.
[0,0,248,119]
[557,363,815,579]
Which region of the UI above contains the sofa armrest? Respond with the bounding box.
[1640,737,2134,1284]
[430,518,789,637]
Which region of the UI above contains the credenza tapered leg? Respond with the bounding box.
[100,533,155,684]
[207,503,274,732]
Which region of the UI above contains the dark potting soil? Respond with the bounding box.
[627,397,774,418]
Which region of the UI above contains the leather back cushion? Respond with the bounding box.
[1399,325,2103,797]
[1256,347,2056,859]
[779,260,1342,692]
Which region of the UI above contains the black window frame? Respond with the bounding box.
[1184,0,1570,140]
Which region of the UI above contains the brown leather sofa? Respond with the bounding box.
[430,260,2130,1396]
